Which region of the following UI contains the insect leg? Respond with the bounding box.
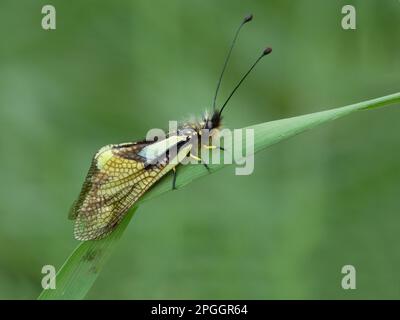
[189,153,202,161]
[189,153,211,173]
[200,145,223,171]
[203,144,225,151]
[203,145,217,149]
[203,163,211,172]
[172,167,177,190]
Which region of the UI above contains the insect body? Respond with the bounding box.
[69,113,221,240]
[70,14,272,240]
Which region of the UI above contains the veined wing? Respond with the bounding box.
[70,139,192,241]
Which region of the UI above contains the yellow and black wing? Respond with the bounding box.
[69,142,168,241]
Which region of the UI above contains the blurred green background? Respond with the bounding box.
[0,0,399,299]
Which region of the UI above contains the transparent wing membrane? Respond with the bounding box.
[70,142,168,240]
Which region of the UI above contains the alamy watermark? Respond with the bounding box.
[341,265,356,290]
[41,5,56,30]
[143,121,255,175]
[41,265,56,290]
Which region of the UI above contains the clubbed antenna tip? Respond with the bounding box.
[263,47,272,56]
[243,14,253,24]
[212,13,254,111]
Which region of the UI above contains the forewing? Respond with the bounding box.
[70,142,167,241]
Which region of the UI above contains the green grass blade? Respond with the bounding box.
[38,92,400,300]
[38,208,137,300]
[140,92,400,202]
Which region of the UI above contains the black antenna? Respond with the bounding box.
[212,14,253,112]
[219,47,272,116]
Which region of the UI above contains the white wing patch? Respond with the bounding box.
[138,135,187,161]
